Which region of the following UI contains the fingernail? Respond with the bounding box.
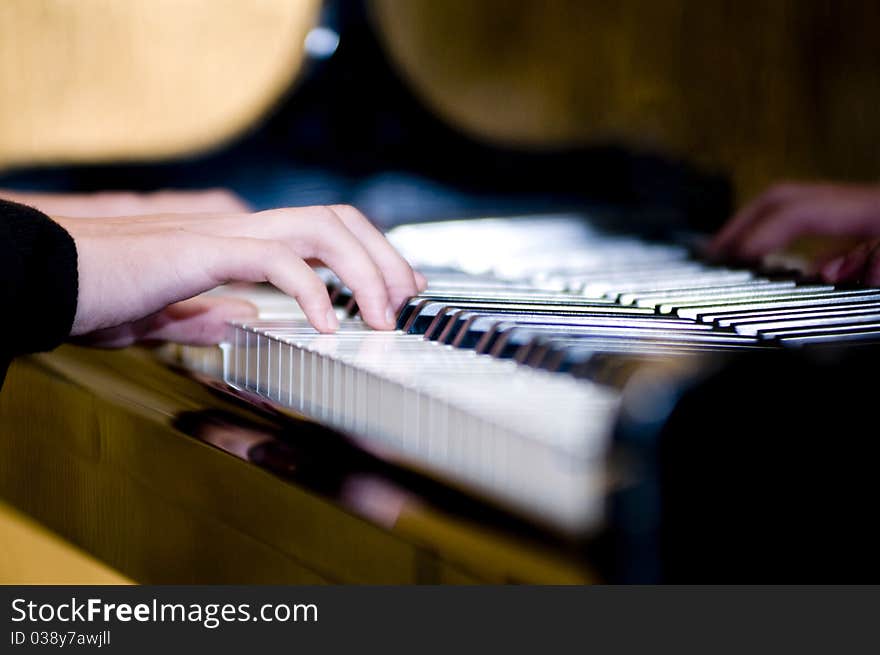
[385,306,396,328]
[325,309,339,331]
[822,256,844,281]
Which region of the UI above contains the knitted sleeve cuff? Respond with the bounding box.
[0,199,79,355]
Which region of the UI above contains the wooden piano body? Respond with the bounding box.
[0,345,594,583]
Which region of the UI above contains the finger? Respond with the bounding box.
[820,256,846,282]
[284,208,395,329]
[733,203,826,259]
[328,204,420,310]
[70,313,159,348]
[227,206,403,325]
[864,244,880,286]
[414,270,428,291]
[74,297,259,348]
[144,296,259,344]
[211,237,339,333]
[709,184,806,255]
[821,241,874,283]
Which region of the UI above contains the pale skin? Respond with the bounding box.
[0,188,253,218]
[708,182,880,285]
[1,189,426,347]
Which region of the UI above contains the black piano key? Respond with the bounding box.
[344,295,360,317]
[438,307,684,343]
[500,325,764,364]
[397,298,435,330]
[423,307,466,341]
[506,329,545,363]
[486,325,549,359]
[329,285,353,307]
[656,285,836,314]
[610,271,760,302]
[447,312,721,349]
[732,310,880,337]
[712,301,880,328]
[484,326,762,365]
[423,303,656,338]
[523,341,560,368]
[465,314,710,354]
[470,314,712,357]
[514,329,762,347]
[675,290,880,321]
[500,323,719,354]
[401,300,450,333]
[402,298,642,334]
[616,279,773,304]
[625,280,799,307]
[439,311,492,345]
[400,292,606,328]
[778,328,880,346]
[759,321,880,341]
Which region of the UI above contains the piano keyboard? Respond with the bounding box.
[171,215,880,534]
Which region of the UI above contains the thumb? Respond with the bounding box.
[74,296,258,348]
[146,296,259,344]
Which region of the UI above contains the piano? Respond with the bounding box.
[3,211,880,582]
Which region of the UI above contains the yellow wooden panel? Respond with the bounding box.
[0,348,594,583]
[0,499,131,584]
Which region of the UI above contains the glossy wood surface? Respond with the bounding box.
[0,499,131,584]
[0,346,594,583]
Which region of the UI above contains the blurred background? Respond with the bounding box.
[1,0,879,230]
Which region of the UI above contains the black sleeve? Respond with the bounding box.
[0,199,79,384]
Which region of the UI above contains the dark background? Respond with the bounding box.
[0,0,730,231]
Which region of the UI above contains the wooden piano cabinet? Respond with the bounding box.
[0,346,594,584]
[0,499,130,584]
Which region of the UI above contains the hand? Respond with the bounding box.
[820,238,880,286]
[0,188,250,217]
[708,182,880,260]
[56,204,427,343]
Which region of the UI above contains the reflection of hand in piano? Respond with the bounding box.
[56,204,422,344]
